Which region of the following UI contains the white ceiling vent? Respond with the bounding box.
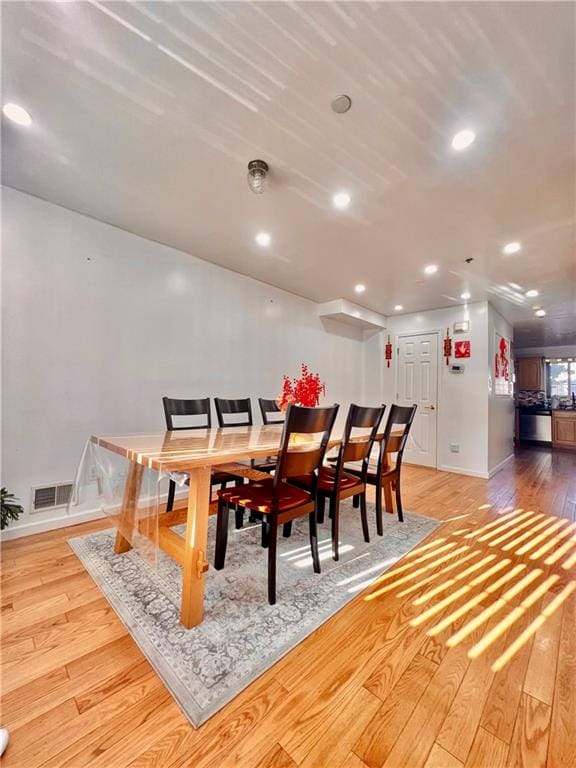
[31,482,74,513]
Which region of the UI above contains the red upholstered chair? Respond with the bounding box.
[214,403,339,605]
[316,404,386,561]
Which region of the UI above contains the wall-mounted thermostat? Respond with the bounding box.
[450,363,465,374]
[454,321,470,333]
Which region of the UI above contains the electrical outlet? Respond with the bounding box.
[449,442,460,453]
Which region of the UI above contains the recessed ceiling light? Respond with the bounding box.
[525,289,539,298]
[333,192,351,210]
[451,129,476,151]
[354,283,366,294]
[255,231,271,247]
[535,309,546,317]
[502,241,522,255]
[331,94,352,114]
[2,102,32,127]
[460,291,471,300]
[394,305,403,311]
[424,264,438,275]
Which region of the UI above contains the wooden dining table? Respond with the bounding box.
[91,424,399,629]
[91,426,335,628]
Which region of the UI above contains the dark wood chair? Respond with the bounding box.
[216,396,276,478]
[347,404,417,533]
[214,397,253,428]
[214,403,339,604]
[162,397,236,512]
[258,398,285,425]
[316,404,385,561]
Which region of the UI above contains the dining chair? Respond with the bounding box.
[347,404,417,533]
[258,398,285,425]
[216,396,276,478]
[162,396,236,512]
[316,404,386,561]
[214,397,253,427]
[214,403,339,604]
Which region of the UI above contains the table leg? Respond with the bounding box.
[180,467,211,628]
[114,460,144,554]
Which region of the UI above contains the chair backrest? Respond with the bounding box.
[259,397,284,425]
[214,397,253,428]
[162,397,211,431]
[274,404,339,499]
[377,404,418,474]
[335,404,386,484]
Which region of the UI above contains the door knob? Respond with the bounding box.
[425,404,436,411]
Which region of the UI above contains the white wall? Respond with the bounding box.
[1,187,367,536]
[377,303,491,477]
[488,305,515,475]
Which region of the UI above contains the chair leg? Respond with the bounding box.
[375,484,383,536]
[309,511,321,574]
[384,481,394,514]
[214,500,230,570]
[235,507,244,529]
[282,521,292,538]
[317,494,326,524]
[395,477,404,522]
[331,496,339,561]
[353,494,360,509]
[360,493,370,543]
[261,519,270,548]
[166,479,175,512]
[268,517,279,605]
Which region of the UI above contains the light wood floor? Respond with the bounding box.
[1,446,575,768]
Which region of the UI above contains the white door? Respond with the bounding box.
[396,332,439,468]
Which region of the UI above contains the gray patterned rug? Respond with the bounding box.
[69,501,439,727]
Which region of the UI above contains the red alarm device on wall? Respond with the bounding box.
[454,340,471,358]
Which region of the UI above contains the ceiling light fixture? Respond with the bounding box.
[2,102,32,127]
[535,309,546,317]
[502,241,522,255]
[255,231,271,247]
[394,304,403,311]
[354,284,366,294]
[525,289,539,298]
[424,264,438,275]
[451,129,476,151]
[461,291,471,300]
[247,159,268,195]
[333,191,351,210]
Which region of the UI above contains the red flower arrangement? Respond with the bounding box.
[276,364,326,411]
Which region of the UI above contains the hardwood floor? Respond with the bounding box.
[1,446,575,768]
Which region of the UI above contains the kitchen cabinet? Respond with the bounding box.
[516,357,545,391]
[552,411,576,449]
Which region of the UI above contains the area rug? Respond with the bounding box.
[69,501,439,727]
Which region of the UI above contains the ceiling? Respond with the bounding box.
[2,1,575,346]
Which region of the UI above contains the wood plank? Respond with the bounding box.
[423,744,464,768]
[548,589,576,768]
[507,692,551,768]
[523,592,564,706]
[463,727,508,768]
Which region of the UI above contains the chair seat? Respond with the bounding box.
[317,466,362,492]
[345,464,395,482]
[218,478,311,513]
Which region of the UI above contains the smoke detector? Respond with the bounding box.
[247,159,269,195]
[331,95,352,114]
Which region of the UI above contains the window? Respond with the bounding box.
[547,360,576,398]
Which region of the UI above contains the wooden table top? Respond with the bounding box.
[92,425,339,473]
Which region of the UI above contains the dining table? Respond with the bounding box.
[90,424,400,629]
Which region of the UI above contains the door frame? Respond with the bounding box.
[394,329,442,469]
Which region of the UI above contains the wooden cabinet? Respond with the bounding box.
[552,411,576,449]
[516,357,545,391]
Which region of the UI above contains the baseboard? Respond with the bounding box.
[437,464,490,479]
[0,489,191,542]
[0,508,107,541]
[488,453,514,479]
